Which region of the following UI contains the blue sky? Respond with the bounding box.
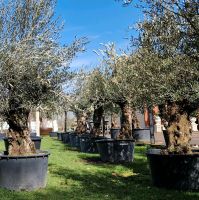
[55,0,143,70]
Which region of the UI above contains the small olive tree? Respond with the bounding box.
[0,0,86,155]
[66,72,92,134]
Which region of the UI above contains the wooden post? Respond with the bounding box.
[64,111,67,132]
[102,115,105,137]
[36,110,40,136]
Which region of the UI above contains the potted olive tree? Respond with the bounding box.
[0,0,85,191]
[126,0,199,190]
[90,46,136,163]
[70,70,107,153]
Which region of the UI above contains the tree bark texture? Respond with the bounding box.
[91,105,104,137]
[75,112,87,135]
[160,102,192,154]
[118,102,132,139]
[5,99,36,155]
[111,113,120,128]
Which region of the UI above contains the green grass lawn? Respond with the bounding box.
[0,137,198,200]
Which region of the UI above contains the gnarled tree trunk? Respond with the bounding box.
[160,102,192,154]
[75,112,87,135]
[5,100,36,155]
[91,105,104,137]
[111,113,120,128]
[118,102,132,139]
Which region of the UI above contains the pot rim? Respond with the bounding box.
[95,138,135,143]
[0,150,50,159]
[147,148,199,157]
[133,128,151,130]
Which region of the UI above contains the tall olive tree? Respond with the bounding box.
[126,0,199,153]
[0,0,86,155]
[99,43,142,139]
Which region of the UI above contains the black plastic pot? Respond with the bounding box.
[0,150,50,191]
[79,135,97,153]
[110,128,121,139]
[69,133,80,148]
[0,133,5,140]
[31,136,42,149]
[30,132,36,137]
[147,149,199,190]
[96,139,135,163]
[49,131,57,137]
[162,130,169,147]
[57,132,62,141]
[62,132,70,143]
[4,136,42,151]
[133,128,151,144]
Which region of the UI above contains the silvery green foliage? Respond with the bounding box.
[113,0,199,111]
[66,71,93,116]
[133,0,199,110]
[0,0,86,119]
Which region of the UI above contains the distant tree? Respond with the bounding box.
[67,72,92,134]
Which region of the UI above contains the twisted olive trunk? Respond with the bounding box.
[118,102,132,139]
[5,106,36,155]
[111,113,119,128]
[91,105,104,137]
[160,102,192,154]
[75,112,87,135]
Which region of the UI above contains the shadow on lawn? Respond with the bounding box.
[47,148,198,200]
[44,164,199,200]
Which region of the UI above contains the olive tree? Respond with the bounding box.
[66,72,92,134]
[0,0,86,155]
[125,0,199,153]
[82,68,108,137]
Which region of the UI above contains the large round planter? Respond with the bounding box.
[79,135,92,153]
[61,132,70,143]
[4,136,42,151]
[69,133,80,148]
[31,136,42,149]
[0,133,5,140]
[0,150,50,191]
[96,139,135,163]
[162,130,169,146]
[133,128,151,144]
[30,132,36,137]
[110,128,121,139]
[147,148,199,190]
[49,131,57,137]
[57,132,62,141]
[80,135,107,153]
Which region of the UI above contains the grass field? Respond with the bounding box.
[0,136,198,200]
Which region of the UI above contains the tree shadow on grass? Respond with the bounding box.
[64,145,79,152]
[44,164,199,200]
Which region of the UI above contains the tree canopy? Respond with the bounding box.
[0,0,86,122]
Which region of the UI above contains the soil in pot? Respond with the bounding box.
[96,139,135,163]
[147,148,199,190]
[4,136,42,151]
